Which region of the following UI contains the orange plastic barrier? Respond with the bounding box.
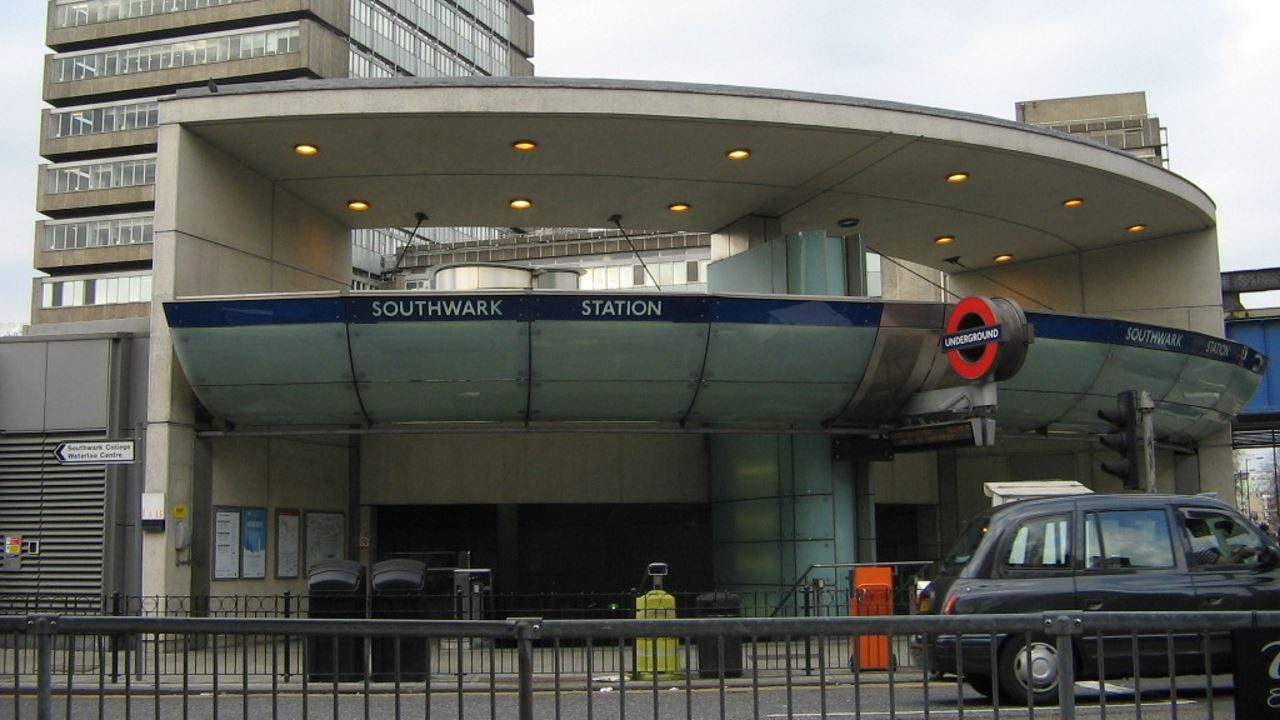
[848,566,894,671]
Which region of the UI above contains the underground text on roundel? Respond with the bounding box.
[942,325,1002,351]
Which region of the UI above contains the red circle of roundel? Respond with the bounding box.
[946,297,999,380]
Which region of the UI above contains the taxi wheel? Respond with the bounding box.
[997,635,1063,705]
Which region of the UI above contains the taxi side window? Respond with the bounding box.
[1181,509,1264,567]
[1005,513,1070,569]
[1084,509,1175,569]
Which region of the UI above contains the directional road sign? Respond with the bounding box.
[53,440,135,465]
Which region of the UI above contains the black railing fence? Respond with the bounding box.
[0,581,921,620]
[1,611,1269,720]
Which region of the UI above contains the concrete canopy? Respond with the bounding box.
[162,77,1214,272]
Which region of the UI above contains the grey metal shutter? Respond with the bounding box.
[0,432,107,600]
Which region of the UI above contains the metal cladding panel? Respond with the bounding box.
[1167,355,1246,415]
[688,297,881,425]
[530,380,693,422]
[194,384,364,426]
[1024,312,1266,442]
[171,325,352,385]
[359,381,527,423]
[159,296,1265,440]
[350,321,528,382]
[347,295,528,422]
[994,338,1105,429]
[530,295,708,421]
[1227,319,1280,415]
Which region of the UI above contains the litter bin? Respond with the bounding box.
[371,559,428,681]
[849,566,894,671]
[696,592,742,678]
[306,560,365,681]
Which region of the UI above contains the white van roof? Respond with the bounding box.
[983,480,1094,506]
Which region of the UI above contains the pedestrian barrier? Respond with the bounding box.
[2,611,1274,720]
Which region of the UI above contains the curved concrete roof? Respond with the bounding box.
[164,78,1215,272]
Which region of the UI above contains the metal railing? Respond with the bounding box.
[3,611,1271,719]
[1,585,907,619]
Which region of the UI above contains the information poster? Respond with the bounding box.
[213,509,241,580]
[276,510,300,578]
[305,511,345,572]
[242,508,267,579]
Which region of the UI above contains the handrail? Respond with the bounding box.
[768,561,933,617]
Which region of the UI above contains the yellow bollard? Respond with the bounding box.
[633,588,681,680]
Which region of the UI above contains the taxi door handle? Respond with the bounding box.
[1201,595,1225,607]
[1083,600,1104,611]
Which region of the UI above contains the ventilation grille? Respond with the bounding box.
[0,432,107,597]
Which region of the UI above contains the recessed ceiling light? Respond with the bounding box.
[837,217,860,228]
[347,200,370,211]
[1127,224,1147,233]
[993,253,1014,263]
[293,144,319,156]
[509,198,533,210]
[946,172,970,184]
[934,235,956,245]
[726,148,751,160]
[1062,198,1085,208]
[667,202,691,213]
[512,140,537,152]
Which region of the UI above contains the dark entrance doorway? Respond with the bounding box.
[377,503,712,595]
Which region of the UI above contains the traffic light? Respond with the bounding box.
[1098,390,1141,489]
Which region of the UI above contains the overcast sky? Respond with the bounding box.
[2,1,1278,328]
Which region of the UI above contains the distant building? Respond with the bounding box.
[33,0,534,327]
[1016,91,1168,167]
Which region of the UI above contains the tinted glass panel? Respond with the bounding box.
[1085,509,1174,569]
[1181,508,1266,567]
[1005,513,1070,569]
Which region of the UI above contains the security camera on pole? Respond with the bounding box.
[1098,390,1156,492]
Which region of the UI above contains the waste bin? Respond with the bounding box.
[849,566,894,671]
[695,592,742,678]
[306,560,366,681]
[371,559,428,681]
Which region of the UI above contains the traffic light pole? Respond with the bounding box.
[1134,390,1156,493]
[1099,389,1158,492]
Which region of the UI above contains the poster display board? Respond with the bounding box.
[242,508,267,579]
[276,509,300,579]
[213,509,241,580]
[305,511,345,572]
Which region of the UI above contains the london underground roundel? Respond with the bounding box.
[942,296,1032,381]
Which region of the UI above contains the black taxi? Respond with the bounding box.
[912,493,1280,704]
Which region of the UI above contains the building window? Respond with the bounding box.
[45,155,156,194]
[44,213,154,251]
[49,100,160,140]
[49,25,300,83]
[349,0,513,79]
[865,252,882,298]
[579,259,709,291]
[40,273,152,309]
[53,0,247,28]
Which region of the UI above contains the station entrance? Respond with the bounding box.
[375,503,712,597]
